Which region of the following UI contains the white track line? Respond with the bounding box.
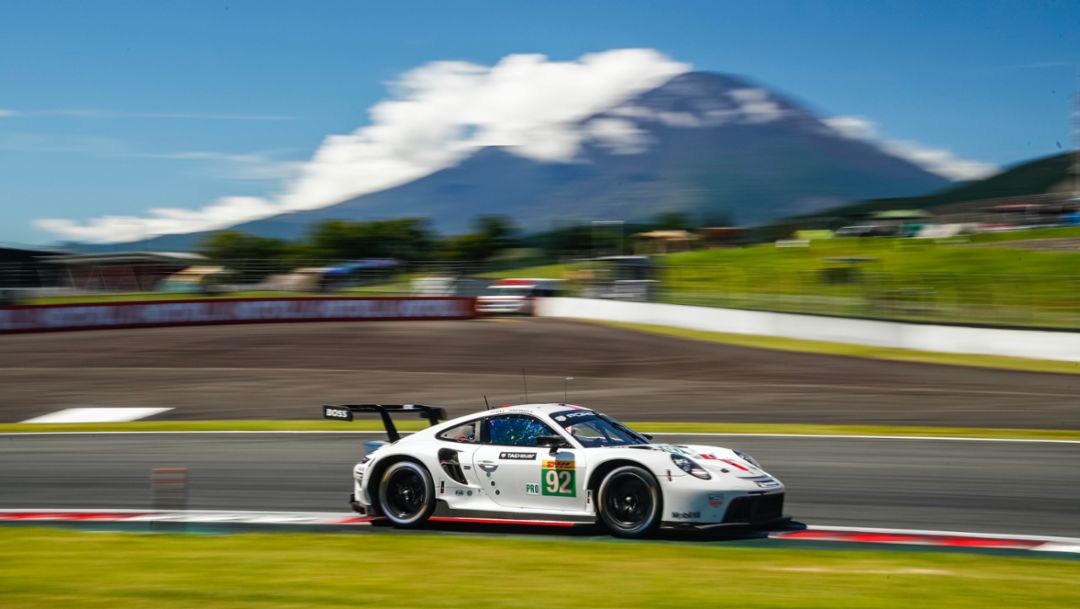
[21,407,173,424]
[2,429,1080,444]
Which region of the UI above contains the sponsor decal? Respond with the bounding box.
[707,494,725,508]
[552,410,593,423]
[670,511,701,520]
[541,459,576,497]
[323,407,351,420]
[525,483,541,495]
[721,458,751,472]
[499,452,536,461]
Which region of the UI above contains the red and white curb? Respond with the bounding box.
[1,510,1077,554]
[770,525,1080,554]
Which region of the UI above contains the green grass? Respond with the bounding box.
[0,528,1076,609]
[596,320,1080,376]
[3,419,1079,441]
[657,239,1080,327]
[481,262,585,280]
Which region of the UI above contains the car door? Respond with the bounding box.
[472,414,586,512]
[432,418,486,493]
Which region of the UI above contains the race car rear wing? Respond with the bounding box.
[322,404,447,442]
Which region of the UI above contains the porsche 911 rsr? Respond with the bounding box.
[323,403,787,538]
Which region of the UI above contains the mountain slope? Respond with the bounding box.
[792,152,1076,220]
[79,72,952,251]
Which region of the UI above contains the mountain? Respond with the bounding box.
[788,152,1078,221]
[79,72,952,252]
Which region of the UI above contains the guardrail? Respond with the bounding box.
[0,297,476,334]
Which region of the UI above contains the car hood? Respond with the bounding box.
[608,443,780,483]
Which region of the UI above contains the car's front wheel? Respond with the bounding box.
[378,461,435,527]
[597,465,661,538]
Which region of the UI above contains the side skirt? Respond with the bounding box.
[430,500,597,528]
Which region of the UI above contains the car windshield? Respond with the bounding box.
[551,410,648,447]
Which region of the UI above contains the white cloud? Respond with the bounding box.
[728,88,784,123]
[606,87,786,128]
[37,49,690,243]
[824,116,997,181]
[35,197,279,243]
[277,49,689,211]
[584,118,651,154]
[0,108,17,118]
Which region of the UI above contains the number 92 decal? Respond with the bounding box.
[541,460,576,497]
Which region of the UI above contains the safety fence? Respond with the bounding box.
[656,265,1080,331]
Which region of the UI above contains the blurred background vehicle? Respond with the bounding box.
[475,278,562,314]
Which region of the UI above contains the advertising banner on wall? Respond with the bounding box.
[0,297,475,333]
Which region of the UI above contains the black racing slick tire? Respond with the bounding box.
[377,461,435,528]
[597,465,662,538]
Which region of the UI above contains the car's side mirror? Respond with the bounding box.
[642,433,654,441]
[535,435,568,453]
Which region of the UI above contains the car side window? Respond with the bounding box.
[437,420,480,444]
[482,415,558,447]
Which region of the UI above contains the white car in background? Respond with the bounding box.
[323,403,787,538]
[474,278,561,315]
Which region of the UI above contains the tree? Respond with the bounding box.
[200,230,290,261]
[198,230,293,282]
[435,215,519,261]
[307,218,435,261]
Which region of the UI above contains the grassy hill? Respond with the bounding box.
[798,152,1077,220]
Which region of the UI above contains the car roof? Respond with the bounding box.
[451,403,591,420]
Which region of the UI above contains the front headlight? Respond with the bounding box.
[733,450,760,468]
[671,454,711,480]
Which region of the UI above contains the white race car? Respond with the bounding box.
[323,403,787,538]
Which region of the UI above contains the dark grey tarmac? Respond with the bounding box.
[2,433,1077,538]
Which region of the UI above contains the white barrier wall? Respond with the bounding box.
[537,298,1080,363]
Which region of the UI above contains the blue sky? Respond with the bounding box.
[1,0,1078,245]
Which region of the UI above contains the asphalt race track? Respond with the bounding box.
[1,432,1077,538]
[2,318,1078,428]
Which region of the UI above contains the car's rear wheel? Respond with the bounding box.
[597,465,661,538]
[378,461,435,527]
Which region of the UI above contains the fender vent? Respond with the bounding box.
[438,448,468,484]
